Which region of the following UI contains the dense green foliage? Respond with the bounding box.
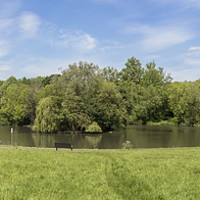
[1,148,200,199]
[1,57,200,132]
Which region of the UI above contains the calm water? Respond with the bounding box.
[1,125,200,149]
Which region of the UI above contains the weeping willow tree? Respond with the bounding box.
[32,96,65,133]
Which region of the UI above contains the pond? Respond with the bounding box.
[0,125,200,149]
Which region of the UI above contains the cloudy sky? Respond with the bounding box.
[0,0,200,81]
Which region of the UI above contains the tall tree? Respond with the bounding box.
[0,83,30,125]
[90,81,127,131]
[142,62,172,87]
[118,57,144,84]
[52,61,102,131]
[168,82,200,125]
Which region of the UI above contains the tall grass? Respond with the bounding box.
[0,148,200,199]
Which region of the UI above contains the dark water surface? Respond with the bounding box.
[1,125,200,149]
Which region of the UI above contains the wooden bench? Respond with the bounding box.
[55,143,73,151]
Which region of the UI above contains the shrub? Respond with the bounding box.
[85,122,102,133]
[122,141,134,149]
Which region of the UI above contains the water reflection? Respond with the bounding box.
[85,135,102,148]
[1,125,200,148]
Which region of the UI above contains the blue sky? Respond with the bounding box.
[0,0,200,81]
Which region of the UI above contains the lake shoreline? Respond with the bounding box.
[1,144,200,152]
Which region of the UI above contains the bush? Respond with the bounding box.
[85,122,102,133]
[122,141,134,149]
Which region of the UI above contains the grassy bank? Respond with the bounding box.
[0,148,200,199]
[146,120,177,126]
[147,120,200,127]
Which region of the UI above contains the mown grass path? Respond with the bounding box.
[0,147,200,199]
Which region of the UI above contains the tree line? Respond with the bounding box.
[0,57,199,132]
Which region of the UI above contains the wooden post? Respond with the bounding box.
[11,128,13,146]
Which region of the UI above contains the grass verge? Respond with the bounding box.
[0,148,200,199]
[147,120,177,126]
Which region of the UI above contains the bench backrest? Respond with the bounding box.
[55,143,71,148]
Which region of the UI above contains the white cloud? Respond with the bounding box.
[142,28,192,52]
[186,47,200,57]
[188,46,200,51]
[74,32,97,50]
[52,30,98,51]
[18,12,41,38]
[125,24,193,52]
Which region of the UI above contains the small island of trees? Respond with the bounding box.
[0,57,199,133]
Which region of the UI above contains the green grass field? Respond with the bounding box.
[0,148,200,200]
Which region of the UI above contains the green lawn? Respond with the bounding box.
[0,148,200,200]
